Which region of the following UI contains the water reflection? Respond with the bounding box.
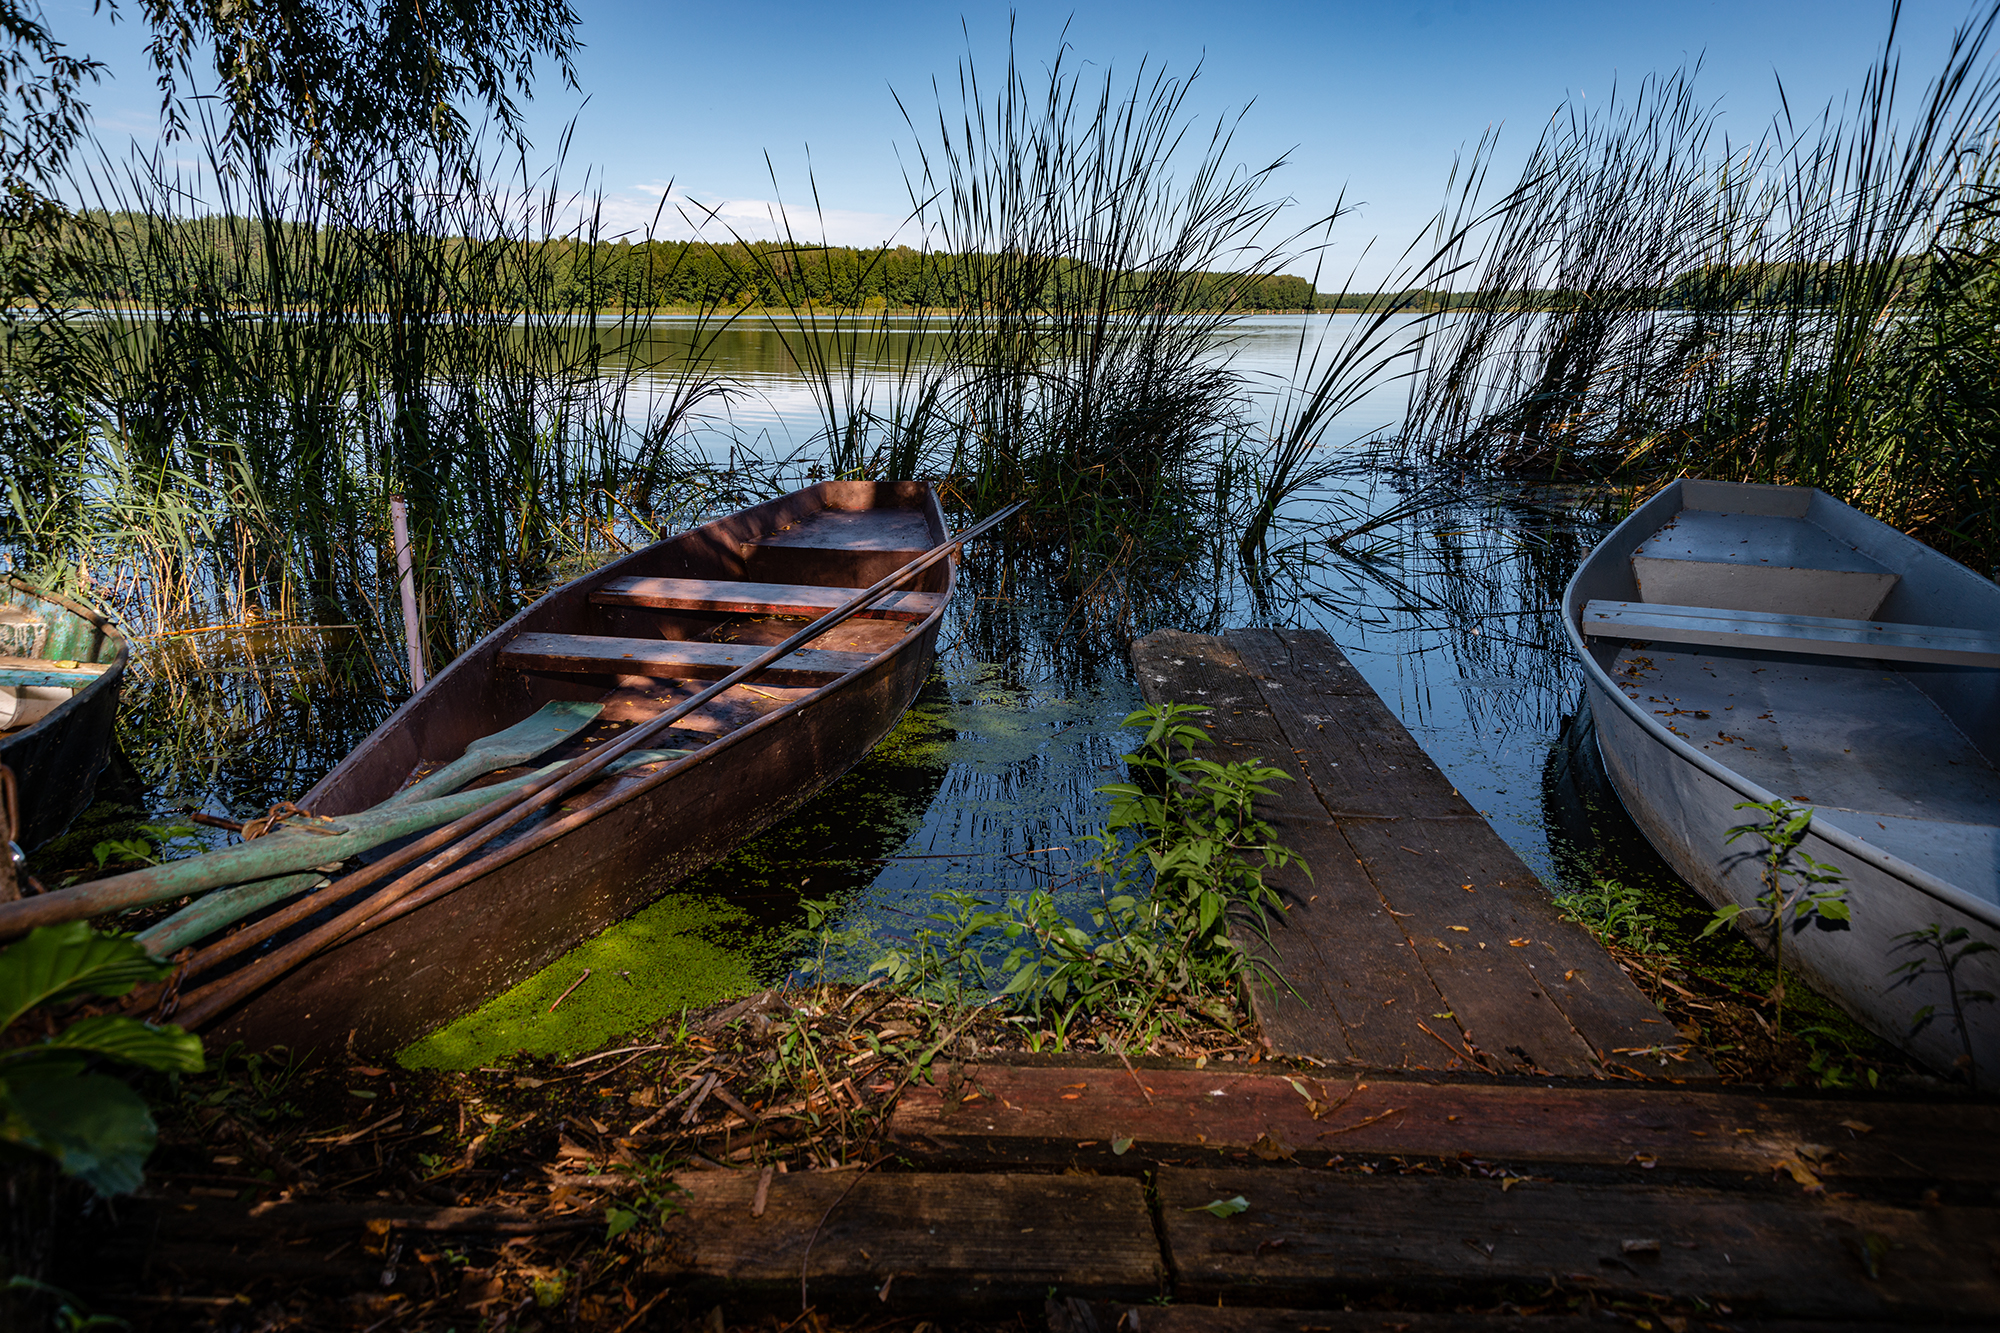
[44,315,1703,1036]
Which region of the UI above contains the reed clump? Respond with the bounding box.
[1399,5,2000,575]
[1,131,738,675]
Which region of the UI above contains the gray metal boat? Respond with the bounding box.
[1563,479,1999,1078]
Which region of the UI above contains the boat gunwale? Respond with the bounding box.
[1561,477,2000,932]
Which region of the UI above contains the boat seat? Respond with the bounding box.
[499,633,876,685]
[592,576,944,623]
[1630,506,1899,619]
[0,655,108,688]
[1582,600,2000,668]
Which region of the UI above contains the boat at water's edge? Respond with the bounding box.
[0,577,127,854]
[200,480,954,1058]
[1563,478,2000,1077]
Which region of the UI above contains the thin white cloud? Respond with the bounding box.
[591,183,914,249]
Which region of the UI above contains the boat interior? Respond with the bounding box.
[358,484,950,816]
[1578,481,2000,903]
[0,587,117,736]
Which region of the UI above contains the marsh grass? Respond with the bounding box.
[2,125,739,672]
[1399,5,2000,573]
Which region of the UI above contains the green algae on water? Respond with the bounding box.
[397,894,764,1070]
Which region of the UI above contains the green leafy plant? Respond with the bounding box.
[0,922,205,1195]
[868,703,1303,1041]
[1701,799,1849,1040]
[88,821,202,873]
[1554,876,1672,957]
[1890,923,1996,1087]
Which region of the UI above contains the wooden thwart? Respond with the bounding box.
[593,576,946,623]
[1156,1166,2000,1318]
[499,632,876,685]
[0,653,105,688]
[1582,598,2000,667]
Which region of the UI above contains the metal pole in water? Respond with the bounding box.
[389,495,425,691]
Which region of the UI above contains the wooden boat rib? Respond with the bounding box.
[0,577,128,855]
[1564,479,1999,1076]
[195,480,955,1057]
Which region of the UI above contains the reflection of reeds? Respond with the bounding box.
[1399,8,2000,572]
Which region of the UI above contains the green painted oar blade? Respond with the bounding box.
[384,701,605,807]
[127,748,697,955]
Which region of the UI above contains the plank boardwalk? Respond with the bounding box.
[1133,627,1709,1080]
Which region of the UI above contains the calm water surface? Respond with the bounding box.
[78,315,1692,1060]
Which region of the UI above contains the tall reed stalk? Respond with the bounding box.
[1400,2,2000,573]
[1,123,735,665]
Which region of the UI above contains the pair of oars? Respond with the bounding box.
[167,501,1023,1031]
[0,702,677,947]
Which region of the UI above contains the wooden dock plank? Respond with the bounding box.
[1057,1310,1929,1333]
[1134,627,1712,1079]
[1133,632,1445,1068]
[1155,1166,2000,1318]
[889,1064,2000,1183]
[644,1170,1161,1307]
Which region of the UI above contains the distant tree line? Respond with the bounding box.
[41,214,1324,313]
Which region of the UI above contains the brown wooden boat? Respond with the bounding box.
[201,480,954,1057]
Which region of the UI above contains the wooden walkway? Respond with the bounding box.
[1133,627,1709,1080]
[106,1067,2000,1324]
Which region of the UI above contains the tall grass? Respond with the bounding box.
[1399,3,2000,574]
[716,30,1325,576]
[1,127,736,667]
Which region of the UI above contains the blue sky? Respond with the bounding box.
[49,0,1991,282]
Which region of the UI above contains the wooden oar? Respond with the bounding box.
[133,748,689,957]
[169,501,1023,1030]
[0,701,608,938]
[380,701,603,807]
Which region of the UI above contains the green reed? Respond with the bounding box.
[1398,4,2000,573]
[1,123,736,674]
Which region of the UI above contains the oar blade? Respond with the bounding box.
[385,701,604,807]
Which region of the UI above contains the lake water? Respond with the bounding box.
[81,314,1701,1062]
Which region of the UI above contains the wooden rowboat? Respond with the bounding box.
[0,578,127,854]
[1563,479,1999,1077]
[194,480,956,1056]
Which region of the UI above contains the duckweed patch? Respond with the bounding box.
[397,894,764,1069]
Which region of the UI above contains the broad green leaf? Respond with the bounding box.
[1,1069,158,1195]
[604,1206,640,1240]
[1111,1136,1135,1156]
[44,1015,204,1073]
[0,923,170,1028]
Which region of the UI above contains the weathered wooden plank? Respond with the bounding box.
[1226,628,1467,821]
[1583,598,2000,668]
[644,1170,1161,1308]
[890,1064,2000,1183]
[1156,1166,2000,1317]
[593,576,946,623]
[0,652,103,688]
[1206,628,1712,1079]
[499,632,874,685]
[1338,820,1627,1079]
[1058,1306,1932,1333]
[1134,631,1444,1067]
